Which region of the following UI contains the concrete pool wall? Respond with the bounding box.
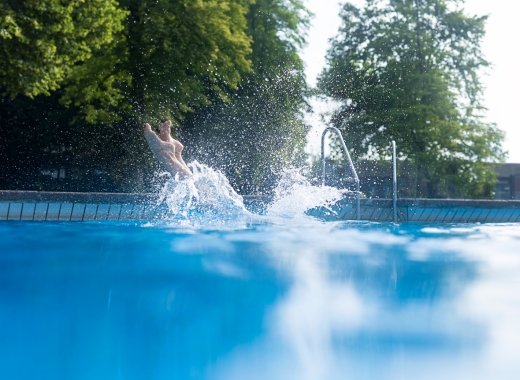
[1,190,520,223]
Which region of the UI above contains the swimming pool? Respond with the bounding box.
[1,219,520,380]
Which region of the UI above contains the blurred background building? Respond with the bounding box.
[495,164,520,200]
[323,161,520,200]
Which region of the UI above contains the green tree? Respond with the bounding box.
[319,0,504,198]
[0,0,252,192]
[60,0,256,191]
[181,0,310,194]
[62,0,254,125]
[0,0,127,99]
[0,0,132,191]
[0,0,309,194]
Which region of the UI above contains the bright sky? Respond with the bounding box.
[302,0,520,162]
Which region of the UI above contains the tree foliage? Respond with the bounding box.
[0,0,127,99]
[319,0,504,198]
[181,0,310,194]
[62,0,254,125]
[0,0,310,194]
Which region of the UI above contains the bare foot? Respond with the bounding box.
[159,120,190,172]
[144,123,193,179]
[159,120,173,143]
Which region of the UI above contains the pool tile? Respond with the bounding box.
[83,204,98,220]
[495,209,515,223]
[407,208,419,221]
[58,203,73,221]
[499,209,516,223]
[464,209,481,223]
[416,208,430,222]
[486,209,500,223]
[450,209,467,223]
[443,208,458,223]
[70,204,86,221]
[33,203,49,220]
[432,208,450,223]
[458,209,473,222]
[20,203,36,220]
[426,209,441,222]
[107,204,122,220]
[339,207,356,220]
[489,210,502,222]
[411,208,429,222]
[360,207,375,220]
[0,203,10,220]
[95,204,110,220]
[474,209,491,223]
[377,208,390,222]
[397,208,407,222]
[141,205,158,219]
[485,209,498,222]
[3,195,519,224]
[130,205,145,219]
[508,209,520,223]
[331,204,342,214]
[369,208,384,221]
[7,203,22,220]
[119,204,135,220]
[332,207,344,220]
[417,208,434,222]
[45,203,62,220]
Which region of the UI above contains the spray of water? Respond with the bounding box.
[157,161,249,223]
[266,168,351,218]
[156,163,353,224]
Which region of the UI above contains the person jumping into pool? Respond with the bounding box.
[144,120,193,179]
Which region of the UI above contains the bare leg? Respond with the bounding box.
[159,120,190,172]
[144,123,192,179]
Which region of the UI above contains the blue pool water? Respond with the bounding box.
[1,218,520,380]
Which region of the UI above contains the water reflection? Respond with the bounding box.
[213,225,499,380]
[273,252,365,379]
[0,223,519,379]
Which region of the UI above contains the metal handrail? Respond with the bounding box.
[321,127,360,220]
[392,140,397,223]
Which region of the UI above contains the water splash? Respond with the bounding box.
[156,164,354,223]
[266,168,351,218]
[157,161,249,223]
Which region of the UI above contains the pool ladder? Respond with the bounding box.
[321,127,360,220]
[321,127,398,223]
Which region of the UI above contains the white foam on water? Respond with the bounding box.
[157,161,249,224]
[266,168,351,219]
[156,164,353,224]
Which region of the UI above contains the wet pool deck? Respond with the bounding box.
[1,190,520,223]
